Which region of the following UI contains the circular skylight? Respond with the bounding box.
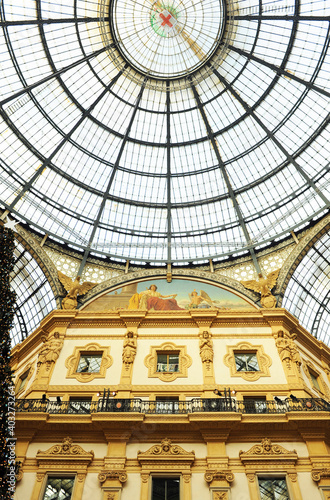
[109,0,226,78]
[0,0,329,265]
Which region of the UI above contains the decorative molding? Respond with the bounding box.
[37,437,94,459]
[138,439,195,458]
[65,342,112,382]
[36,332,64,373]
[144,342,192,382]
[275,331,302,371]
[122,331,137,366]
[98,470,128,484]
[239,438,296,458]
[223,342,272,381]
[204,470,235,484]
[213,493,228,500]
[311,467,330,483]
[199,331,214,368]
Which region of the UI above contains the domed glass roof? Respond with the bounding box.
[0,0,329,265]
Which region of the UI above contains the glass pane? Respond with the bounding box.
[245,353,259,371]
[258,477,289,500]
[235,353,259,371]
[167,478,180,500]
[43,477,74,500]
[168,355,179,372]
[152,477,166,500]
[235,353,247,371]
[152,478,180,500]
[77,355,102,373]
[310,372,320,391]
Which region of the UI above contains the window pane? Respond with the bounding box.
[258,477,289,500]
[235,353,259,371]
[77,355,102,373]
[310,372,320,391]
[152,477,180,500]
[43,477,75,500]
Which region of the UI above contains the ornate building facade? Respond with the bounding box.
[12,272,330,500]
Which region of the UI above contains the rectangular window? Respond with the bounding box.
[152,477,180,500]
[309,371,321,391]
[76,354,102,373]
[258,477,289,499]
[16,370,29,393]
[157,353,179,373]
[235,352,259,372]
[43,477,75,500]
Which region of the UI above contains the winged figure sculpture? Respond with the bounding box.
[58,271,97,309]
[240,269,280,308]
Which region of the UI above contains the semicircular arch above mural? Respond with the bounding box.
[81,278,257,312]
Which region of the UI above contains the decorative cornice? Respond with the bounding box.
[36,437,94,470]
[239,438,297,465]
[137,438,195,465]
[37,437,94,458]
[138,438,194,458]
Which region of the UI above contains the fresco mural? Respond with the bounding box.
[83,279,256,312]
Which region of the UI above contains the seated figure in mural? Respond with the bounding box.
[128,284,183,311]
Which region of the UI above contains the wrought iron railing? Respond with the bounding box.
[15,398,330,415]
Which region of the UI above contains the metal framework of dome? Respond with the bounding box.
[0,0,330,344]
[1,0,329,267]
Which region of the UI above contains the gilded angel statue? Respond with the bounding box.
[58,271,97,310]
[240,269,280,308]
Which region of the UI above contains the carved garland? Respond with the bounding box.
[144,342,192,382]
[65,342,113,382]
[223,341,272,381]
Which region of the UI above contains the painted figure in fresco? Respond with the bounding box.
[188,289,213,308]
[128,284,183,311]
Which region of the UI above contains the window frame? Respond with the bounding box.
[144,342,192,382]
[224,341,272,381]
[41,475,76,500]
[257,475,291,500]
[65,342,113,382]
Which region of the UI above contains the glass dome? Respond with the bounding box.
[0,0,329,265]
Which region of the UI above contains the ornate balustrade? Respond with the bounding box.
[15,397,330,414]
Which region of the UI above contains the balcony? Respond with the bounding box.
[15,397,330,415]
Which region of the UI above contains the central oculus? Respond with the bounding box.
[110,0,226,79]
